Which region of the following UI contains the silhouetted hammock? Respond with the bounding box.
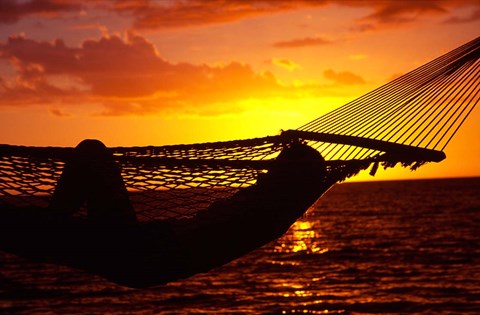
[0,36,479,288]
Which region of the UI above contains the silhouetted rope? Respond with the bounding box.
[299,35,479,158]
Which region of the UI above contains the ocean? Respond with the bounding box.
[1,177,479,314]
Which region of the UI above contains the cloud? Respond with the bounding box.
[271,58,301,71]
[0,33,297,115]
[0,0,83,24]
[363,1,446,23]
[111,0,480,32]
[443,7,480,24]
[324,69,365,85]
[2,0,478,34]
[110,0,330,30]
[348,0,480,32]
[0,0,325,28]
[49,107,71,117]
[273,36,332,48]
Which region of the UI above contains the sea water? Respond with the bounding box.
[1,177,479,314]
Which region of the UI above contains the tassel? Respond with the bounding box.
[369,161,379,176]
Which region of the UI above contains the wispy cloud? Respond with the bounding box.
[443,7,480,24]
[273,36,332,48]
[111,0,330,30]
[115,0,480,31]
[348,0,479,31]
[0,0,83,24]
[324,69,365,85]
[49,107,71,117]
[2,0,478,32]
[271,58,301,71]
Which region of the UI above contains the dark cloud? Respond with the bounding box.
[443,8,480,24]
[49,108,71,117]
[1,0,478,33]
[349,0,479,31]
[0,0,83,24]
[0,33,289,115]
[110,0,330,30]
[363,1,446,23]
[111,0,480,32]
[273,37,332,49]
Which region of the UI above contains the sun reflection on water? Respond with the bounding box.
[274,220,328,254]
[269,219,337,314]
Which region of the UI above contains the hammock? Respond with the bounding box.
[0,35,479,288]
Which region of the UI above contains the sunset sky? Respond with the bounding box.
[0,0,479,181]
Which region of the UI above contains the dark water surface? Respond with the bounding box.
[1,178,479,314]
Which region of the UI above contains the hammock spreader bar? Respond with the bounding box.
[281,130,446,163]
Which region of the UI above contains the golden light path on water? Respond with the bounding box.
[270,219,335,314]
[274,220,329,255]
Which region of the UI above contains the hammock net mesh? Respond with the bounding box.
[0,137,368,222]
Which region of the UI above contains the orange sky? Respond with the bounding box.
[0,0,479,181]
